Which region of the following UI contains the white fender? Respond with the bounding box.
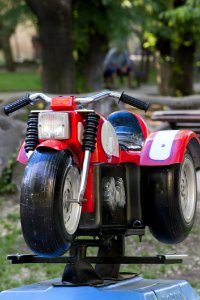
[149,130,179,161]
[101,120,119,157]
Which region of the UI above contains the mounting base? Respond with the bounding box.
[0,276,199,300]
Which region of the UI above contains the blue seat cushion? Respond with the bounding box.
[108,111,144,150]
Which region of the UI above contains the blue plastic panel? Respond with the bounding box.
[0,276,199,300]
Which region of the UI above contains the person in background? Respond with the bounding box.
[103,47,134,89]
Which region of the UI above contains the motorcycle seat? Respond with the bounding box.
[107,111,145,151]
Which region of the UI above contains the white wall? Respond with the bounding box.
[10,21,36,62]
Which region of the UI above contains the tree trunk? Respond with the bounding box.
[25,0,75,94]
[156,45,195,96]
[155,51,174,96]
[156,35,195,96]
[84,33,108,91]
[40,19,75,93]
[1,34,16,72]
[139,47,150,83]
[155,0,194,96]
[171,44,195,96]
[156,38,173,95]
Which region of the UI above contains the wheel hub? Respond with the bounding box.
[63,166,81,235]
[180,156,196,223]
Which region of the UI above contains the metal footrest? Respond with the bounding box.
[7,253,187,265]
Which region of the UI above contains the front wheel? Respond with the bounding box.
[142,152,197,244]
[20,149,81,257]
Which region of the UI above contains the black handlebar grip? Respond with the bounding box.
[119,92,149,112]
[4,93,31,115]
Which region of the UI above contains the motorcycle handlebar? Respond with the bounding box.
[3,93,51,115]
[4,94,31,115]
[75,90,149,112]
[119,92,149,112]
[3,90,149,115]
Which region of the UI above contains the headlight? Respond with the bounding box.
[38,112,70,140]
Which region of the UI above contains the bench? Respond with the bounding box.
[152,110,200,137]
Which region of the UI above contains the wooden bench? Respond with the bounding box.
[152,110,200,137]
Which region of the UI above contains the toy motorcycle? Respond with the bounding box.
[4,90,200,258]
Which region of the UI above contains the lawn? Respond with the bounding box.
[0,195,63,291]
[0,71,41,92]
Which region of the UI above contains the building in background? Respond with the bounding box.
[10,21,36,62]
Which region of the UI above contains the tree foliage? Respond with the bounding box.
[160,0,200,46]
[0,0,27,35]
[129,0,200,95]
[2,0,200,94]
[73,0,135,53]
[72,0,137,91]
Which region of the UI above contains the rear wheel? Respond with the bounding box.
[142,152,197,244]
[20,149,81,257]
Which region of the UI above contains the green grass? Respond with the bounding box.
[0,196,63,291]
[0,71,41,92]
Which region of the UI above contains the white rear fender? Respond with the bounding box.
[140,129,200,166]
[149,130,179,161]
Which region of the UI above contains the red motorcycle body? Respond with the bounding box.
[5,91,198,257]
[17,95,200,235]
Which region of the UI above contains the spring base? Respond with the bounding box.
[24,112,39,153]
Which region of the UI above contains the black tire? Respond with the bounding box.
[142,152,197,244]
[20,149,81,257]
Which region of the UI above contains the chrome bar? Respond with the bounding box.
[161,254,188,260]
[77,150,91,204]
[75,90,122,105]
[28,90,121,106]
[29,93,51,103]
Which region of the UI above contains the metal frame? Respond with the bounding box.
[7,239,186,265]
[7,254,186,265]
